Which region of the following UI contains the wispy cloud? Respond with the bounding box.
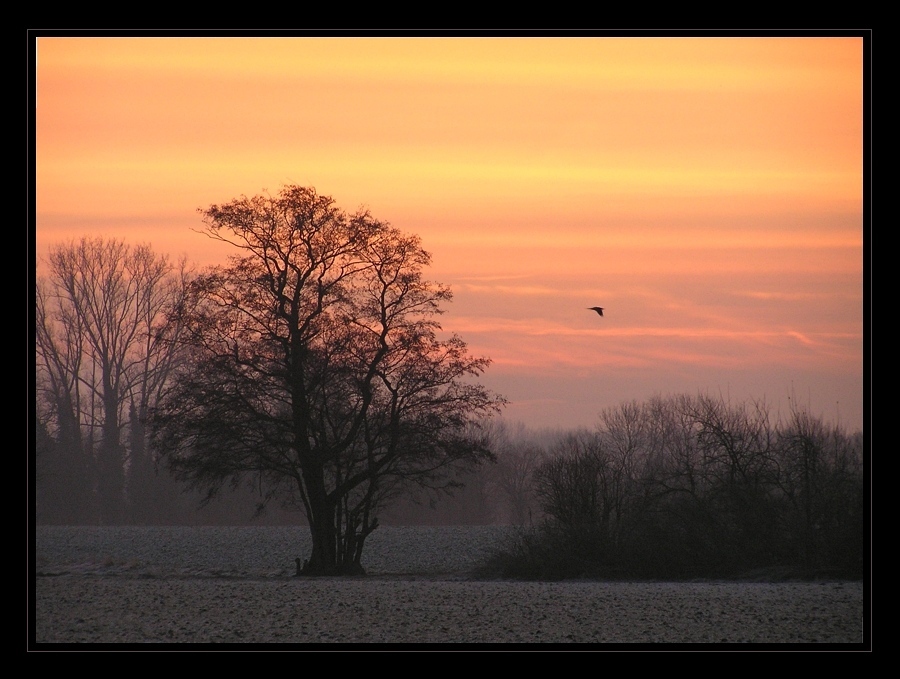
[786,330,816,346]
[736,290,857,302]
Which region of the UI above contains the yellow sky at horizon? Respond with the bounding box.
[33,35,866,432]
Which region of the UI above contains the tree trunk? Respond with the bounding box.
[98,385,125,524]
[299,466,368,576]
[300,466,342,575]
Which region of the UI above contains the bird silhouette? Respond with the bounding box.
[588,307,605,316]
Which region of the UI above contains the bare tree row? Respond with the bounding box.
[35,238,194,524]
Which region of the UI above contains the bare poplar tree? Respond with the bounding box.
[36,238,188,524]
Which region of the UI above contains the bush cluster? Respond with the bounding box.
[478,394,864,581]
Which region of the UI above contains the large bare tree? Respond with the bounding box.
[150,186,504,574]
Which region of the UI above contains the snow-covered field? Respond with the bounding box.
[33,526,866,646]
[35,525,507,578]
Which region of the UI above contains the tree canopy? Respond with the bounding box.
[150,186,505,574]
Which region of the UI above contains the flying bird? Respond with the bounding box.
[588,307,605,317]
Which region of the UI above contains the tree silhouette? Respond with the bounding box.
[150,186,504,574]
[36,238,189,524]
[482,394,863,581]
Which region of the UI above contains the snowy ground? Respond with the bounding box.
[32,526,867,647]
[34,575,864,645]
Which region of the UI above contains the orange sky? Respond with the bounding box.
[33,35,866,432]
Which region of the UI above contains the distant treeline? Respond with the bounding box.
[478,394,865,581]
